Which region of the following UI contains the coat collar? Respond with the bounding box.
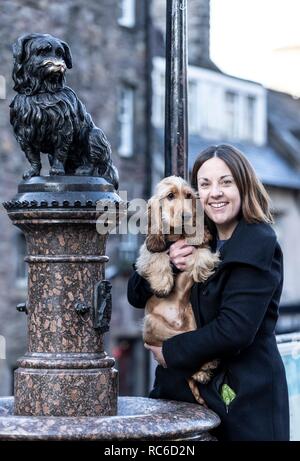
[212,217,278,271]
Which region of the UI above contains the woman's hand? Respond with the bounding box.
[144,344,167,368]
[169,239,195,271]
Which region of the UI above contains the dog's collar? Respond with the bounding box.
[18,88,34,96]
[20,88,62,96]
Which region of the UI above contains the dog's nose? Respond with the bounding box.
[43,59,66,71]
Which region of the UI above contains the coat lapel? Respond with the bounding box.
[190,218,278,327]
[215,218,277,271]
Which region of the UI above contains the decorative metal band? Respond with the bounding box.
[2,199,126,210]
[17,353,115,370]
[24,255,109,263]
[18,182,114,193]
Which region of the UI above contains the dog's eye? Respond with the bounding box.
[56,48,63,57]
[36,48,50,56]
[167,192,175,200]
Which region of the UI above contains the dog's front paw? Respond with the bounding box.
[23,165,41,180]
[192,249,220,283]
[203,359,220,370]
[50,161,65,176]
[152,272,174,297]
[75,165,94,175]
[187,378,206,406]
[192,360,219,384]
[192,369,213,384]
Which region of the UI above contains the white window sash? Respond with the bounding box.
[118,0,136,28]
[152,57,266,145]
[119,87,134,157]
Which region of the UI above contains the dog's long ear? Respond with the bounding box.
[12,33,39,91]
[60,40,72,69]
[203,226,213,245]
[145,197,166,253]
[13,33,38,64]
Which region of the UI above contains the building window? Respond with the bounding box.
[224,90,238,139]
[152,57,266,146]
[188,79,199,134]
[118,85,134,157]
[118,0,136,28]
[244,95,256,141]
[152,71,165,128]
[201,83,219,137]
[118,231,138,265]
[0,75,6,100]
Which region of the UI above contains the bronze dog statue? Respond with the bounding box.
[10,33,118,189]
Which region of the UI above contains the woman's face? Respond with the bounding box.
[197,157,241,229]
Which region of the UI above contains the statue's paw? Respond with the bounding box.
[23,166,41,180]
[75,165,94,175]
[49,166,65,175]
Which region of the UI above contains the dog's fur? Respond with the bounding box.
[136,176,219,404]
[10,33,118,189]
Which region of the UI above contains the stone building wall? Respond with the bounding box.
[152,0,211,64]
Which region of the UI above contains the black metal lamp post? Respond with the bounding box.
[165,0,188,180]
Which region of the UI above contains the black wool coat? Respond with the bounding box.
[127,218,290,441]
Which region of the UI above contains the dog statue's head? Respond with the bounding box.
[12,33,72,95]
[146,176,209,253]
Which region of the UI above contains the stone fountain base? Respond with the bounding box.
[0,397,219,441]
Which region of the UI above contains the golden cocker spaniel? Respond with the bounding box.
[136,176,220,405]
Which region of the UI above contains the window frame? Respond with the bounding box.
[152,57,267,145]
[118,84,135,158]
[118,0,136,28]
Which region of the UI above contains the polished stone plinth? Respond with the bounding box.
[0,397,220,441]
[3,176,124,417]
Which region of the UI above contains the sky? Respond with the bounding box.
[210,0,300,96]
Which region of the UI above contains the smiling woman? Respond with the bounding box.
[128,143,290,441]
